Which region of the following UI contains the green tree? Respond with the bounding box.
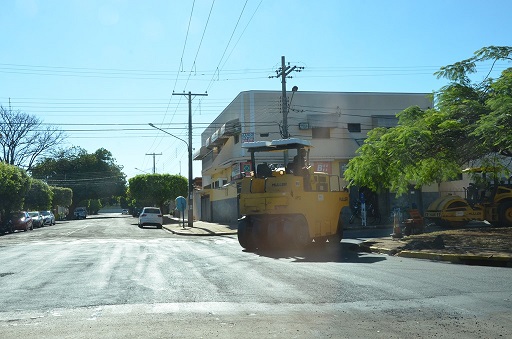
[128,174,187,211]
[344,46,512,194]
[0,162,30,215]
[24,178,53,210]
[31,147,126,217]
[51,186,73,208]
[472,68,512,157]
[89,199,102,214]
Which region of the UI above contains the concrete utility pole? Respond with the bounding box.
[145,153,162,174]
[270,56,304,139]
[270,56,304,164]
[172,91,208,228]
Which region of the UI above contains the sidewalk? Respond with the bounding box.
[161,216,512,267]
[162,216,389,236]
[162,216,237,236]
[359,231,512,267]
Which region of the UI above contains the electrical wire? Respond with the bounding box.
[204,0,248,94]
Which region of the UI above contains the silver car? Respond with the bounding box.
[39,210,56,226]
[138,207,163,229]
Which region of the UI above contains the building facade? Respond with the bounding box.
[193,90,433,224]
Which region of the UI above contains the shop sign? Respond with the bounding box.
[313,162,331,174]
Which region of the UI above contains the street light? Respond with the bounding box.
[148,123,194,227]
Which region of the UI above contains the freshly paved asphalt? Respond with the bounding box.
[163,217,512,267]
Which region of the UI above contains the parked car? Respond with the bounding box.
[28,211,44,228]
[39,210,56,226]
[132,208,142,217]
[138,207,163,228]
[74,207,87,219]
[8,211,33,232]
[0,214,10,234]
[122,209,129,215]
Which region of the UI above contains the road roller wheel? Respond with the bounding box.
[499,201,512,227]
[237,217,256,251]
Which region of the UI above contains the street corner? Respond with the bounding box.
[359,236,512,268]
[359,238,404,256]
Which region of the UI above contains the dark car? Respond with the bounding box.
[28,211,44,228]
[74,207,87,219]
[40,210,56,226]
[132,208,142,217]
[8,211,34,232]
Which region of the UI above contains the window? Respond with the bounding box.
[312,127,330,139]
[347,123,361,133]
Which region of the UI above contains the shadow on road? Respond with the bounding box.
[249,241,387,264]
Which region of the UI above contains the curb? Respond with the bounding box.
[397,250,512,266]
[168,230,238,236]
[360,242,512,267]
[162,225,237,236]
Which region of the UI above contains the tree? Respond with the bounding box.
[344,46,512,194]
[0,105,66,171]
[434,45,512,158]
[24,178,53,210]
[51,186,73,209]
[89,199,102,215]
[30,147,126,216]
[0,162,30,216]
[128,174,187,211]
[472,68,512,157]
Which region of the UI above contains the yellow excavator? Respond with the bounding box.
[424,167,512,227]
[237,138,349,250]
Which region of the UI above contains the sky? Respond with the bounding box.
[1,0,511,181]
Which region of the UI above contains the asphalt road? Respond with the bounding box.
[0,213,511,338]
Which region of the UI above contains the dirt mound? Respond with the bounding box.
[404,227,512,255]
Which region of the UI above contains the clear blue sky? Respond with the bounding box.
[1,0,511,180]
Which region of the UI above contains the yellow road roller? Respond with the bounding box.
[425,169,512,227]
[237,138,349,250]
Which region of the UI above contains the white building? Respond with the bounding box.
[193,90,433,224]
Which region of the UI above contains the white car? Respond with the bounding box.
[138,207,163,229]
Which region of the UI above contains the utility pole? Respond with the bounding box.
[172,91,208,228]
[145,153,162,174]
[270,56,304,163]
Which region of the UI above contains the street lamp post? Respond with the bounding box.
[148,123,194,227]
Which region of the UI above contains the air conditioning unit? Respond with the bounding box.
[213,178,228,188]
[298,122,310,130]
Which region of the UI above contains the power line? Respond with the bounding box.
[183,0,216,90]
[205,0,249,93]
[220,0,263,71]
[145,0,202,171]
[1,63,507,80]
[145,153,162,174]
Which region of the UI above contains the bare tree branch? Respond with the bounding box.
[0,105,66,170]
